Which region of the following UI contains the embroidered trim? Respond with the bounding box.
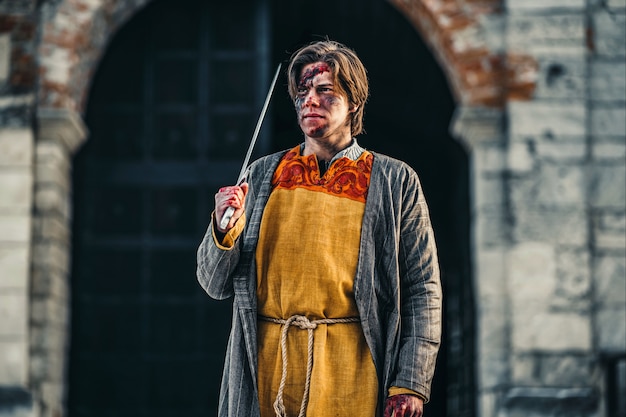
[272,147,373,203]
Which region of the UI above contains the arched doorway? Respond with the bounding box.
[68,0,271,415]
[67,0,473,415]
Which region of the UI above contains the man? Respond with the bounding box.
[197,40,442,417]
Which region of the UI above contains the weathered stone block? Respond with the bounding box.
[594,253,626,305]
[0,293,27,337]
[593,10,626,57]
[507,14,585,55]
[450,106,505,149]
[34,186,69,218]
[508,102,586,138]
[30,326,66,362]
[513,208,588,245]
[590,164,626,208]
[508,242,556,304]
[0,129,33,166]
[591,107,626,137]
[0,342,28,386]
[35,140,67,167]
[31,242,68,275]
[0,246,29,289]
[475,248,507,299]
[607,0,626,8]
[505,387,599,416]
[507,0,585,12]
[513,308,592,351]
[477,346,509,389]
[34,162,69,192]
[512,353,595,386]
[593,210,626,250]
[509,163,587,207]
[0,172,33,209]
[474,174,505,209]
[535,57,586,99]
[477,392,497,417]
[476,296,510,389]
[595,210,626,233]
[592,140,626,160]
[40,382,63,417]
[595,223,626,249]
[507,141,535,173]
[553,248,591,311]
[596,308,626,351]
[0,215,30,243]
[591,60,626,102]
[31,215,68,244]
[536,141,586,163]
[476,144,506,173]
[30,268,67,298]
[535,164,587,206]
[476,208,509,246]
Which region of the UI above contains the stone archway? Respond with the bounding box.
[36,0,537,113]
[32,1,538,416]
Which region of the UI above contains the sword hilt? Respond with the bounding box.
[219,206,235,230]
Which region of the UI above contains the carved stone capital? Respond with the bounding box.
[36,108,88,155]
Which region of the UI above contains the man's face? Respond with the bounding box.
[295,62,354,140]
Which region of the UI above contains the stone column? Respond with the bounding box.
[0,4,38,415]
[0,126,37,417]
[29,108,86,417]
[451,105,508,417]
[500,0,600,415]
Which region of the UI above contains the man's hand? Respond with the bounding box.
[214,182,248,233]
[383,394,423,417]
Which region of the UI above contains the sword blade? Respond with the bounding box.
[235,62,282,182]
[219,63,282,229]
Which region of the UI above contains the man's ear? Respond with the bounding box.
[349,104,359,113]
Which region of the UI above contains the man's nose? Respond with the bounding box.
[304,90,319,106]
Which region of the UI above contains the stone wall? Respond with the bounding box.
[0,1,38,416]
[451,0,625,416]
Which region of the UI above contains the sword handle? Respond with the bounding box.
[219,206,235,230]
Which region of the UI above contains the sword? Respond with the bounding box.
[219,63,282,230]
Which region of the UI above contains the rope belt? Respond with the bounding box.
[259,314,360,417]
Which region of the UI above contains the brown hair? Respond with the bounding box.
[287,40,369,136]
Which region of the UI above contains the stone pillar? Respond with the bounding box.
[29,108,86,417]
[0,127,37,417]
[1,3,38,415]
[451,105,508,417]
[589,1,626,415]
[500,0,601,415]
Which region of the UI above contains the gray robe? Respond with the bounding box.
[196,149,442,417]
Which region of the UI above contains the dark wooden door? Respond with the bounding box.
[68,0,270,415]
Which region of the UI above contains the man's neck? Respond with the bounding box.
[303,135,353,162]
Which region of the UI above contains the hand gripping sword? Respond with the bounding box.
[219,63,282,230]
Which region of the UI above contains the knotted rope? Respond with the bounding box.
[260,314,360,417]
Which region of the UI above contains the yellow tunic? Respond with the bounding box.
[256,146,378,417]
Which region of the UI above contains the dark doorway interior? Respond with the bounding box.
[68,1,474,416]
[270,3,475,416]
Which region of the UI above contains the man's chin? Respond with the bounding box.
[300,124,327,137]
